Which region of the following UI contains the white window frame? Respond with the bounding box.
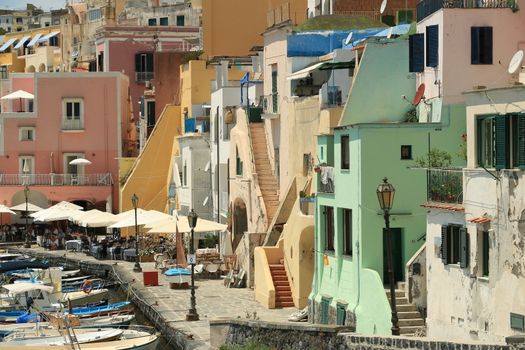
[62,98,84,130]
[63,153,85,175]
[19,126,35,141]
[19,156,34,174]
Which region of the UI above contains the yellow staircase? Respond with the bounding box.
[249,123,279,224]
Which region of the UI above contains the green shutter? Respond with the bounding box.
[517,115,525,169]
[336,304,346,325]
[482,231,489,276]
[459,227,469,268]
[320,298,330,324]
[495,115,509,170]
[441,225,448,265]
[476,118,483,166]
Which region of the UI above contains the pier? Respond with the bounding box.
[14,247,296,350]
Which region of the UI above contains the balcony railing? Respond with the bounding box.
[135,71,154,82]
[417,0,517,21]
[0,173,113,186]
[262,94,279,115]
[62,118,84,130]
[317,166,335,194]
[427,169,463,204]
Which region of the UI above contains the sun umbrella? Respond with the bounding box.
[147,216,227,233]
[0,205,15,226]
[30,201,82,221]
[1,90,34,113]
[9,203,44,212]
[69,158,92,165]
[79,211,117,228]
[108,210,171,229]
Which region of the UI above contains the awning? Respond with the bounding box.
[14,36,30,49]
[0,38,17,53]
[287,61,325,81]
[26,34,42,47]
[38,31,59,43]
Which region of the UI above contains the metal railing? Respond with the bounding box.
[135,71,154,82]
[262,94,279,114]
[417,0,517,21]
[427,168,463,204]
[317,166,335,194]
[0,173,113,186]
[62,118,84,130]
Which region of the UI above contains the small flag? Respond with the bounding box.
[240,72,249,85]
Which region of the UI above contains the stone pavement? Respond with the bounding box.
[16,247,297,349]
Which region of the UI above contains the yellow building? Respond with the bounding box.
[0,26,61,73]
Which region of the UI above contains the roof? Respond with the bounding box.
[468,217,491,224]
[3,283,54,295]
[421,202,465,212]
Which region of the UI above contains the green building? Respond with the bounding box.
[308,38,465,335]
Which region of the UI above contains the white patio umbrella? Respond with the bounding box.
[0,205,16,225]
[69,158,92,166]
[79,211,118,228]
[108,209,171,229]
[147,216,227,233]
[33,207,82,222]
[10,203,44,212]
[1,90,34,112]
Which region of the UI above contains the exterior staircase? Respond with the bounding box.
[249,123,279,224]
[269,259,293,308]
[386,282,426,336]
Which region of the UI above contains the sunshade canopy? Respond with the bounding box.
[0,205,15,215]
[108,210,172,228]
[147,216,227,233]
[9,203,44,212]
[69,158,92,165]
[1,90,34,100]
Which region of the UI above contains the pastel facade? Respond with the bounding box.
[0,72,132,215]
[415,3,525,342]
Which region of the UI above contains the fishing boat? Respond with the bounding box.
[0,328,124,346]
[7,334,159,350]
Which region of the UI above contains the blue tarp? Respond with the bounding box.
[164,268,191,276]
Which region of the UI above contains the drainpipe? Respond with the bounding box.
[352,127,362,320]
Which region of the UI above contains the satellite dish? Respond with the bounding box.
[387,27,394,39]
[344,32,353,46]
[412,83,425,106]
[508,50,524,74]
[380,0,387,14]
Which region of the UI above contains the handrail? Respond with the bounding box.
[0,173,113,186]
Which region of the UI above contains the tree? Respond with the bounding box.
[414,148,452,168]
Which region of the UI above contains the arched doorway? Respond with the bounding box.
[38,63,46,72]
[10,189,48,224]
[26,65,35,73]
[232,198,248,251]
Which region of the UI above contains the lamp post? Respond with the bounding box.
[376,177,400,336]
[186,209,199,321]
[131,194,142,273]
[23,185,30,248]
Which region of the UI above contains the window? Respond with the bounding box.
[481,230,489,277]
[342,208,352,256]
[441,225,468,267]
[477,114,525,169]
[401,145,412,160]
[135,53,154,82]
[340,135,349,170]
[62,98,83,130]
[426,25,438,67]
[19,127,35,141]
[16,17,22,24]
[148,18,157,26]
[19,156,34,174]
[336,303,346,326]
[396,10,412,24]
[409,33,424,73]
[176,15,185,26]
[88,8,102,21]
[183,161,187,186]
[323,206,334,252]
[28,99,33,112]
[236,147,243,176]
[49,36,59,47]
[159,17,168,26]
[146,100,155,127]
[0,66,7,79]
[97,52,104,72]
[471,26,492,65]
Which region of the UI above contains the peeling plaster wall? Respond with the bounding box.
[427,171,525,342]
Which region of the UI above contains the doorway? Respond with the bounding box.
[382,228,403,285]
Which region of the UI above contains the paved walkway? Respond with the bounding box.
[16,247,297,349]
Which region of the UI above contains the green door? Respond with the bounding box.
[383,228,403,285]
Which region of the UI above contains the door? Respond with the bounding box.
[383,228,403,285]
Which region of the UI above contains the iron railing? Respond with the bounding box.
[427,169,463,203]
[417,0,517,21]
[62,118,84,130]
[135,71,154,82]
[0,173,113,186]
[262,94,279,114]
[317,166,335,194]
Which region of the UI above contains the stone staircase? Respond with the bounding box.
[269,259,294,308]
[249,123,279,224]
[386,282,425,336]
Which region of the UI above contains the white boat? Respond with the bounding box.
[14,334,159,350]
[0,328,124,346]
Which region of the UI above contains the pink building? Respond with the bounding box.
[0,72,132,217]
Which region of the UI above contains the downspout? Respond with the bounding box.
[217,107,220,223]
[353,127,362,319]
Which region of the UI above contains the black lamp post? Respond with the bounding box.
[186,209,199,321]
[131,194,142,273]
[23,185,30,248]
[376,177,400,336]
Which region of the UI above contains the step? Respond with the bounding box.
[272,275,288,282]
[275,296,293,302]
[384,289,405,297]
[397,282,406,290]
[399,326,425,335]
[386,295,408,305]
[398,318,425,327]
[276,291,292,298]
[396,304,418,312]
[275,301,295,308]
[269,264,285,269]
[273,280,289,287]
[275,285,291,292]
[397,311,421,319]
[271,270,287,276]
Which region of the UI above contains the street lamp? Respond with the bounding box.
[131,193,142,273]
[376,177,400,336]
[23,185,30,248]
[186,209,199,321]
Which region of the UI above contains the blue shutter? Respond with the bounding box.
[495,115,509,170]
[459,227,469,269]
[409,33,424,73]
[426,25,438,67]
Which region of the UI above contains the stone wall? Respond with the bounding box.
[213,319,525,350]
[308,298,356,328]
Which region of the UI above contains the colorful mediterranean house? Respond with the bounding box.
[309,36,466,335]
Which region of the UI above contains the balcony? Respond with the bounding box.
[417,0,518,21]
[0,173,113,186]
[135,71,154,83]
[427,169,463,204]
[62,118,84,131]
[262,94,279,116]
[317,166,334,194]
